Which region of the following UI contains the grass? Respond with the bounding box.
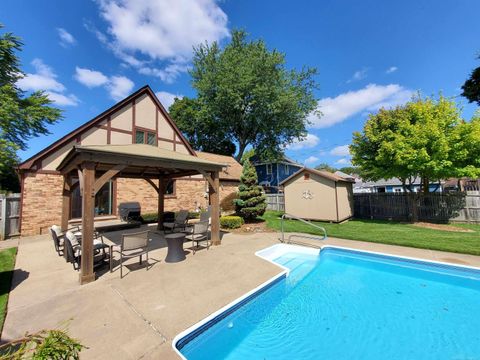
[261,211,480,256]
[0,247,17,333]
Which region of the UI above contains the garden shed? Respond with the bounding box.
[279,167,354,222]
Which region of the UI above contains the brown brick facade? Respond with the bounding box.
[20,173,238,236]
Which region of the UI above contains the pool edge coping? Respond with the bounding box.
[171,242,480,358]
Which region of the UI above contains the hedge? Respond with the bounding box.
[220,216,244,229]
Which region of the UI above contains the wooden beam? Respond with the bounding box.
[157,177,165,231]
[61,175,71,231]
[77,168,84,194]
[93,164,126,195]
[209,171,220,245]
[144,178,160,193]
[199,169,215,188]
[80,162,96,285]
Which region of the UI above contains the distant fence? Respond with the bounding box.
[0,193,21,240]
[265,193,285,211]
[353,192,480,223]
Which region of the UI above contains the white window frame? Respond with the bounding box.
[266,164,273,175]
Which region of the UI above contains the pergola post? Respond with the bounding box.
[61,176,71,231]
[157,177,165,231]
[80,161,96,285]
[209,171,220,245]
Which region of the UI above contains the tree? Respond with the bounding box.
[350,95,480,193]
[315,163,336,173]
[234,159,266,221]
[461,58,480,105]
[169,30,319,161]
[338,166,359,175]
[0,24,62,190]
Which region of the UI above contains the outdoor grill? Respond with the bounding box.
[118,202,141,222]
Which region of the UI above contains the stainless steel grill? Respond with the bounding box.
[118,202,141,222]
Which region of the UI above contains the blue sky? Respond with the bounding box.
[3,0,480,167]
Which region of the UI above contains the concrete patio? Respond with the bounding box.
[2,227,480,359]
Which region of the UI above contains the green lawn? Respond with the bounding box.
[0,247,17,333]
[261,211,480,256]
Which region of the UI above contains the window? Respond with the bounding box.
[165,179,175,196]
[394,188,402,193]
[284,164,289,174]
[71,179,114,219]
[304,173,310,180]
[266,164,273,175]
[135,128,156,145]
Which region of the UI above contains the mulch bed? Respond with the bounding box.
[412,222,474,233]
[222,221,274,234]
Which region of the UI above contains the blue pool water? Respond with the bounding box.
[177,247,480,359]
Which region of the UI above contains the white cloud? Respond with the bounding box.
[336,158,351,165]
[287,134,320,150]
[74,67,109,88]
[74,66,135,101]
[139,63,190,84]
[386,66,398,74]
[17,59,78,106]
[330,145,350,157]
[57,28,76,47]
[106,75,135,101]
[309,84,413,128]
[93,0,230,83]
[45,92,79,106]
[17,59,65,92]
[304,156,319,164]
[347,68,368,83]
[155,91,183,110]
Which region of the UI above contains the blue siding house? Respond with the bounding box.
[251,155,303,193]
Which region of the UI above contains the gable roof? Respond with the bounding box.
[279,167,354,186]
[196,151,243,181]
[18,85,195,170]
[250,154,302,166]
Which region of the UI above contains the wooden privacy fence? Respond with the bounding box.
[265,193,285,211]
[0,193,21,240]
[353,192,480,223]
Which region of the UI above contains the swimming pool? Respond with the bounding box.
[174,244,480,359]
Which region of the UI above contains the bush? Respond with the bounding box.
[234,160,267,221]
[220,216,244,229]
[220,192,238,213]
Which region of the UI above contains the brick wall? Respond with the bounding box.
[21,172,64,236]
[21,173,239,236]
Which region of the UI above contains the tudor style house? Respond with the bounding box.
[17,85,241,236]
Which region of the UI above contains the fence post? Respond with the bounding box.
[0,195,6,240]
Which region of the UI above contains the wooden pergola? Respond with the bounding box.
[57,144,225,285]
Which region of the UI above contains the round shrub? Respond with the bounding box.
[220,216,244,229]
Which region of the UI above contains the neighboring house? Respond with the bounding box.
[251,155,303,193]
[17,85,241,236]
[280,167,354,222]
[352,177,443,193]
[443,178,480,192]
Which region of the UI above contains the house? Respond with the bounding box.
[17,85,241,236]
[280,167,354,222]
[251,155,303,193]
[352,177,443,193]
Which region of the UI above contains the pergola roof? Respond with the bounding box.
[57,144,225,179]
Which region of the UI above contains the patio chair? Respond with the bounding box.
[64,231,108,271]
[50,224,81,256]
[185,221,210,254]
[111,230,150,278]
[163,210,189,233]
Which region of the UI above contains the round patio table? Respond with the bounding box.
[165,233,186,263]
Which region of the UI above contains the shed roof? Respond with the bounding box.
[196,152,242,181]
[279,167,355,186]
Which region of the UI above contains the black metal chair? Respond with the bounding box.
[64,231,108,271]
[111,230,150,278]
[50,224,81,256]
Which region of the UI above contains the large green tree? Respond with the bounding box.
[169,30,319,161]
[461,57,480,106]
[0,25,62,191]
[350,95,480,193]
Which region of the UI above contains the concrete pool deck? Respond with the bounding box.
[2,227,480,359]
